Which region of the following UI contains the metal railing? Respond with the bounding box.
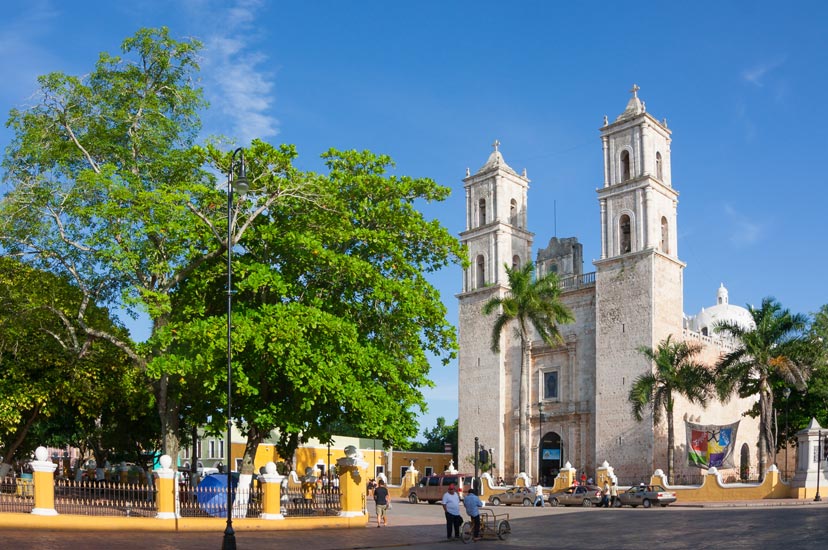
[0,477,34,513]
[558,271,596,291]
[54,479,157,517]
[178,482,263,518]
[282,486,341,517]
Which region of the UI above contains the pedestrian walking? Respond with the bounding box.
[534,483,545,507]
[373,479,389,527]
[463,487,485,541]
[441,483,463,540]
[601,480,610,508]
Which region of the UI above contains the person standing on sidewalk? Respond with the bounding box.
[610,480,618,508]
[463,487,484,541]
[374,479,389,527]
[441,483,463,540]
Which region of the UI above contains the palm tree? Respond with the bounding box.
[629,335,712,484]
[714,297,809,480]
[483,262,574,474]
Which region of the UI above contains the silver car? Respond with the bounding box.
[487,487,535,506]
[548,485,603,507]
[615,484,677,508]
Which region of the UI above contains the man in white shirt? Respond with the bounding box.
[441,484,463,540]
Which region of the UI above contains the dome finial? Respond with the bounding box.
[630,83,640,98]
[492,139,500,152]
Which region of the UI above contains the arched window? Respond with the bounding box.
[620,150,631,181]
[660,216,669,254]
[620,214,632,254]
[510,198,518,226]
[476,255,485,288]
[656,151,663,181]
[478,199,486,226]
[512,255,520,269]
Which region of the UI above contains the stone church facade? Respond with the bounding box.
[457,88,760,484]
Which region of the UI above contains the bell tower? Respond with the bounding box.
[457,141,533,477]
[593,86,686,474]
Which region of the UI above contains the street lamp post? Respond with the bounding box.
[782,387,791,481]
[538,402,544,485]
[223,147,249,550]
[816,429,823,502]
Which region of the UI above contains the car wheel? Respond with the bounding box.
[522,498,532,506]
[408,494,418,504]
[613,499,622,508]
[549,498,560,507]
[491,497,501,506]
[643,499,652,508]
[582,498,593,507]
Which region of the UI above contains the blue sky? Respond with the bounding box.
[2,0,827,439]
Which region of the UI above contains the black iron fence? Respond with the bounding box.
[178,481,262,518]
[282,485,341,517]
[54,479,156,517]
[0,476,34,513]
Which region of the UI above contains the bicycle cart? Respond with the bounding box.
[461,508,511,543]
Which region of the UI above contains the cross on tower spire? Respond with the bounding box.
[630,84,640,98]
[492,139,500,152]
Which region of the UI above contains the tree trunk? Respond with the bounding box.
[666,397,674,485]
[240,425,264,476]
[758,387,774,481]
[518,337,531,475]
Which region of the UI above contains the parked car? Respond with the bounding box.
[488,487,534,506]
[548,485,603,507]
[615,484,677,508]
[408,474,470,504]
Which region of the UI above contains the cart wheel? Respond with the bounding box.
[496,519,511,540]
[461,521,473,544]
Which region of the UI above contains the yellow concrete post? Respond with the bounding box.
[554,462,576,491]
[596,461,615,488]
[259,462,285,519]
[337,446,368,517]
[153,455,177,519]
[30,446,58,516]
[399,462,419,497]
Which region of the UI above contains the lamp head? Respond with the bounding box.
[231,175,249,194]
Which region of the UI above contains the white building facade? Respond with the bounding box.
[458,88,760,484]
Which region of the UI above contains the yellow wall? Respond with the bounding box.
[650,469,790,502]
[388,451,454,485]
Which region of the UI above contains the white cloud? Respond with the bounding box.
[187,0,279,144]
[741,56,786,87]
[723,204,761,246]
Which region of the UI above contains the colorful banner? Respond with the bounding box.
[686,420,740,469]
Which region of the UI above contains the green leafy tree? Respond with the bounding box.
[714,298,810,480]
[0,257,135,477]
[160,147,465,477]
[483,262,574,474]
[410,417,458,461]
[629,335,712,483]
[0,29,316,460]
[780,305,828,447]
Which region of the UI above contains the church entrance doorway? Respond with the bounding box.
[539,432,563,486]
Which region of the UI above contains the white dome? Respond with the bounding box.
[690,283,755,335]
